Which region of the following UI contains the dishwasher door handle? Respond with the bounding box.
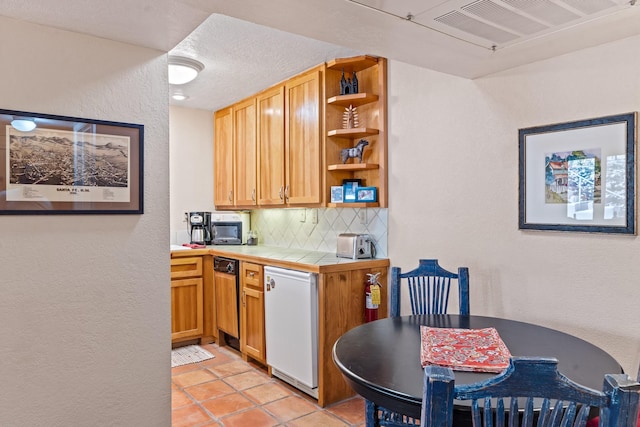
[266,277,275,291]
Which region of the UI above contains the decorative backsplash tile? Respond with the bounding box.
[251,208,388,258]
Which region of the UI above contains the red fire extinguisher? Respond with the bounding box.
[365,272,381,322]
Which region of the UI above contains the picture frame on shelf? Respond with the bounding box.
[355,187,377,202]
[519,112,636,234]
[343,181,358,202]
[0,108,144,214]
[331,186,344,203]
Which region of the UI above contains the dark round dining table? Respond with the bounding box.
[332,314,622,420]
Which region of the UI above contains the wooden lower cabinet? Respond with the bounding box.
[171,257,203,343]
[170,255,215,345]
[317,263,388,407]
[240,262,265,363]
[171,278,203,341]
[171,251,389,408]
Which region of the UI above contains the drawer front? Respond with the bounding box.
[171,257,203,279]
[241,262,262,289]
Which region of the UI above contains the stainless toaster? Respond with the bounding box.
[337,233,374,259]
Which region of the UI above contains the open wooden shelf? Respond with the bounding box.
[327,93,379,107]
[327,128,379,138]
[328,163,379,171]
[326,55,379,73]
[323,55,387,208]
[327,202,380,208]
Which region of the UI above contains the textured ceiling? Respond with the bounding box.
[168,14,361,111]
[0,0,639,112]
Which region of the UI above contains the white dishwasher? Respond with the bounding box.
[264,266,318,398]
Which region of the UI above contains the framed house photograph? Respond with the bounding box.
[0,109,144,214]
[518,112,636,234]
[355,187,377,202]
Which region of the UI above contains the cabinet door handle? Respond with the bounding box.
[249,272,255,278]
[228,190,233,202]
[284,185,289,202]
[251,188,256,204]
[278,186,284,201]
[242,290,246,307]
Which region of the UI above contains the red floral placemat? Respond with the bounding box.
[420,326,511,372]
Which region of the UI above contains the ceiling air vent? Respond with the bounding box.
[434,10,519,44]
[461,0,549,35]
[347,0,633,50]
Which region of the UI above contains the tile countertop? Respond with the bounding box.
[170,245,389,274]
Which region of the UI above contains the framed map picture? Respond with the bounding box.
[0,109,143,214]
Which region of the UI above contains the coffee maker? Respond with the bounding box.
[188,212,212,245]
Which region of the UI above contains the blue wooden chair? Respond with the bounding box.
[390,259,470,317]
[365,260,470,427]
[421,357,640,427]
[587,361,640,427]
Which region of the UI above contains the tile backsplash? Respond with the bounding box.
[251,207,387,258]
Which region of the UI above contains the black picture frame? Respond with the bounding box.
[0,108,143,214]
[518,112,635,234]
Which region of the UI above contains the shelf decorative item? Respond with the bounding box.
[342,104,359,129]
[339,69,359,95]
[331,186,344,203]
[355,187,377,202]
[341,139,369,164]
[343,182,358,202]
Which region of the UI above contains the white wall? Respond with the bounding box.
[388,35,640,375]
[0,16,171,426]
[169,105,215,244]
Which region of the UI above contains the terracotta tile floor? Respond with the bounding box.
[172,343,365,427]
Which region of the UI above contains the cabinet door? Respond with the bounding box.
[234,98,257,207]
[257,86,286,206]
[241,287,265,362]
[171,278,203,342]
[215,270,239,338]
[214,106,235,207]
[285,69,322,205]
[241,262,265,362]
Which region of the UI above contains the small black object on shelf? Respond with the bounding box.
[339,68,359,95]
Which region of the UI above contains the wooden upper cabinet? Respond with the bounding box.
[285,68,322,205]
[213,55,386,210]
[234,98,258,207]
[214,106,234,207]
[257,85,286,206]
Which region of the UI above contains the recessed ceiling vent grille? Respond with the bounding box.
[500,0,580,25]
[461,1,549,35]
[434,10,519,44]
[348,0,632,50]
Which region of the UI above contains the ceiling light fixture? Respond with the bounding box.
[168,55,204,85]
[171,93,190,101]
[11,117,37,132]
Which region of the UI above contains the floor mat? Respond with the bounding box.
[171,345,214,368]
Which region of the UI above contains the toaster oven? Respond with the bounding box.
[336,233,374,259]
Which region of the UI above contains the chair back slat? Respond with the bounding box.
[510,398,520,427]
[391,259,469,317]
[421,357,640,427]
